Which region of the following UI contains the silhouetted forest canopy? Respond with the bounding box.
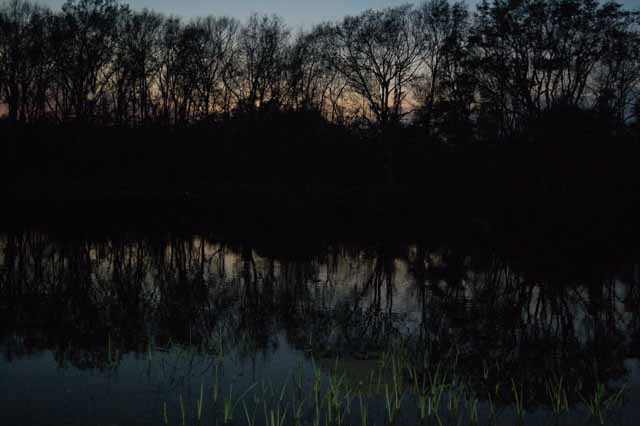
[2,0,640,222]
[1,0,639,133]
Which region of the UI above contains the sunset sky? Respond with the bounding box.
[35,0,640,28]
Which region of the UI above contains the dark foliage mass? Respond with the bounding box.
[1,0,639,215]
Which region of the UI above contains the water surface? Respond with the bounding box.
[1,231,638,425]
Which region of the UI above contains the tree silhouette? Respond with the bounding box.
[48,0,126,122]
[0,0,639,185]
[228,14,289,114]
[323,6,422,130]
[412,0,474,143]
[1,0,637,135]
[0,0,51,123]
[111,9,163,126]
[470,0,640,141]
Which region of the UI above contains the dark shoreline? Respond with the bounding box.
[4,179,640,266]
[4,121,640,262]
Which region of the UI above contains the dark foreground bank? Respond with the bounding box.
[3,119,640,257]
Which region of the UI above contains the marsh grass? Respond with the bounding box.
[546,375,569,415]
[579,382,627,425]
[148,335,629,426]
[511,378,525,421]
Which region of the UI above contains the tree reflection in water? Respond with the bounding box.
[0,230,638,423]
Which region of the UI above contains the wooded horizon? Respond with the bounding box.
[0,0,638,144]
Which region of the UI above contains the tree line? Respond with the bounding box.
[0,0,639,144]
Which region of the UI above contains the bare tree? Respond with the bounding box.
[593,4,640,125]
[412,0,470,137]
[0,0,52,123]
[156,17,183,125]
[111,9,164,126]
[286,29,338,114]
[48,0,127,122]
[323,6,423,130]
[226,14,290,113]
[190,16,238,120]
[470,0,639,139]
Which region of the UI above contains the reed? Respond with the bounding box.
[580,382,627,425]
[546,375,568,415]
[154,335,630,426]
[179,395,186,426]
[511,378,525,421]
[196,380,204,424]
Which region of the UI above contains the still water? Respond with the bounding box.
[1,230,639,425]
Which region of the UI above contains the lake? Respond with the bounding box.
[1,230,638,425]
